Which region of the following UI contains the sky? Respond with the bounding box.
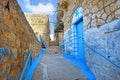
[17,0,58,40]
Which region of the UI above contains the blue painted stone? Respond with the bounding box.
[8,76,12,80]
[0,72,7,78]
[0,48,8,54]
[85,19,120,80]
[11,48,17,59]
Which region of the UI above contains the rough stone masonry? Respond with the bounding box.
[57,0,120,79]
[0,0,41,79]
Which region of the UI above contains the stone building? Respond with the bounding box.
[55,0,120,80]
[54,1,64,50]
[25,14,50,47]
[0,0,41,79]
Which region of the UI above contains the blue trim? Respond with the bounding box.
[20,51,33,80]
[73,16,83,25]
[72,6,83,24]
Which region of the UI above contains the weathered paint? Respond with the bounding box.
[84,19,120,79]
[0,48,8,54]
[0,48,8,60]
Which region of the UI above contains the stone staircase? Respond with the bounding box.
[46,46,62,54]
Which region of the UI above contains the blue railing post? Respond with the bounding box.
[39,35,47,48]
[19,50,32,80]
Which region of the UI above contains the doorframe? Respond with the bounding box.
[71,6,96,80]
[74,19,85,61]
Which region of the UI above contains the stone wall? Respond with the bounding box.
[58,32,64,49]
[85,19,120,80]
[53,32,59,46]
[62,0,120,31]
[83,0,120,30]
[25,14,50,47]
[60,0,120,79]
[53,32,64,50]
[0,0,41,79]
[62,0,82,31]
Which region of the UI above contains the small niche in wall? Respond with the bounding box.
[35,32,38,36]
[5,1,10,11]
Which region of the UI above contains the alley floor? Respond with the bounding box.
[32,46,86,80]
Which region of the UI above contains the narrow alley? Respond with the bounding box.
[0,0,120,80]
[33,46,86,80]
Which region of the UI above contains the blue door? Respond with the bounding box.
[76,20,85,60]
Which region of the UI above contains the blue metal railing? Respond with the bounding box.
[84,40,120,69]
[39,35,47,48]
[19,51,32,80]
[25,49,46,80]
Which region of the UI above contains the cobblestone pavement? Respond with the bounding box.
[32,53,86,80]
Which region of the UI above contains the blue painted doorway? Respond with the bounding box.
[71,6,96,80]
[76,20,85,60]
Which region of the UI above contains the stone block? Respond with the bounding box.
[11,48,17,59]
[83,3,89,11]
[98,1,103,10]
[91,14,96,19]
[91,19,97,27]
[92,0,100,5]
[7,76,12,80]
[117,0,120,8]
[101,13,107,20]
[4,14,14,26]
[96,10,104,18]
[110,3,117,12]
[15,39,20,48]
[7,33,16,41]
[91,5,98,13]
[106,15,112,22]
[0,71,7,78]
[115,9,120,18]
[84,9,90,16]
[96,19,105,26]
[0,77,6,80]
[105,6,111,15]
[104,0,111,7]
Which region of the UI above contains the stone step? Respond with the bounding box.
[46,46,61,54]
[74,78,87,80]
